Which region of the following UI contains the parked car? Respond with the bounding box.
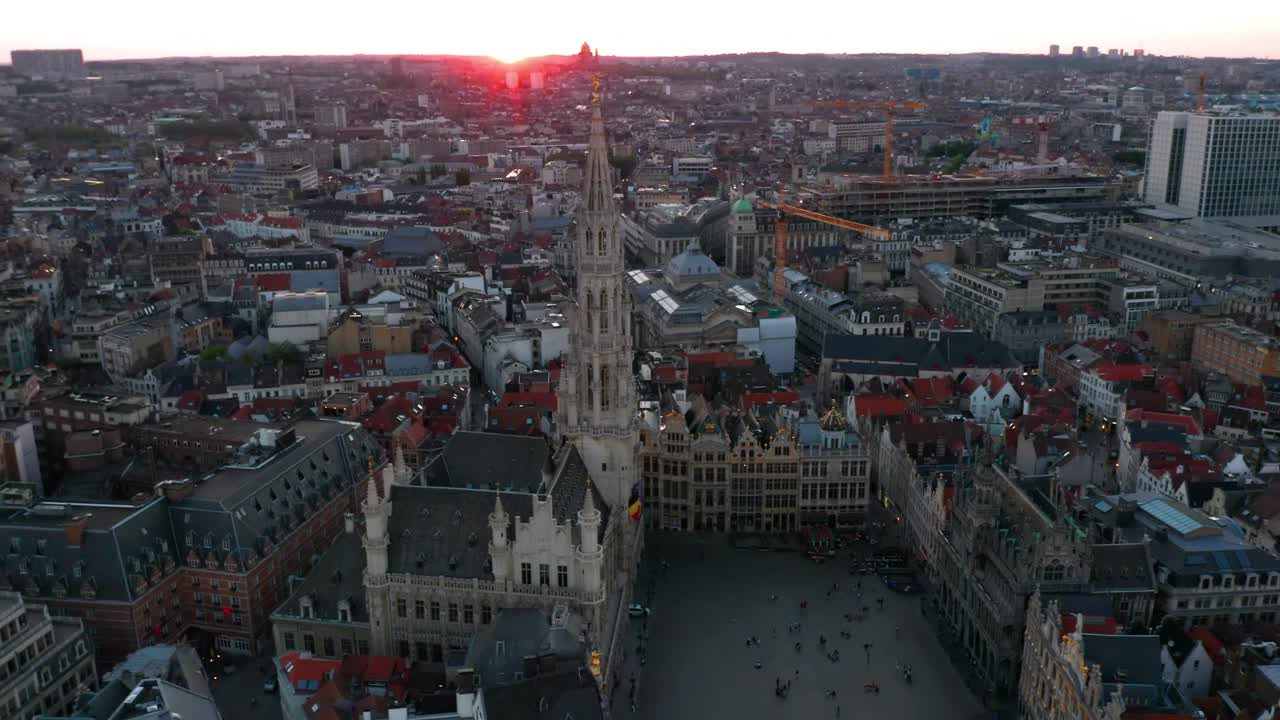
[263,676,278,693]
[627,603,650,617]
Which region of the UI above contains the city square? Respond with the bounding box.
[618,532,987,720]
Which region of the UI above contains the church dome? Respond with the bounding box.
[732,197,754,213]
[819,403,849,432]
[665,240,719,280]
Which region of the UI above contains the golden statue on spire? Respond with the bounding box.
[591,74,601,105]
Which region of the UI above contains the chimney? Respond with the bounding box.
[344,513,355,534]
[64,515,88,547]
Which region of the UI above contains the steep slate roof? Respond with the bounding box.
[440,432,550,493]
[389,444,607,579]
[480,668,604,720]
[272,528,369,625]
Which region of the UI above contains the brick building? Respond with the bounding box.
[1143,310,1208,365]
[0,419,385,666]
[1191,320,1280,386]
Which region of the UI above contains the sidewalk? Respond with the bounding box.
[608,553,662,718]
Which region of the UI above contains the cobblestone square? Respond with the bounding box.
[614,532,987,720]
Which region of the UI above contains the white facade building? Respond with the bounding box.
[1145,112,1280,222]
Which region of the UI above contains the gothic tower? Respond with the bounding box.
[558,76,640,519]
[363,463,393,654]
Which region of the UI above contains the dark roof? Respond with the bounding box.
[382,226,445,259]
[271,527,368,624]
[1090,543,1156,593]
[0,420,385,605]
[439,432,550,492]
[823,331,1015,374]
[0,497,177,603]
[1082,633,1163,685]
[388,446,606,579]
[479,668,603,720]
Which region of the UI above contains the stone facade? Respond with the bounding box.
[357,448,618,667]
[1018,590,1125,720]
[640,404,870,533]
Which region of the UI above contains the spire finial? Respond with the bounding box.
[591,74,601,105]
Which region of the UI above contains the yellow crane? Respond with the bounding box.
[812,100,928,177]
[755,189,891,304]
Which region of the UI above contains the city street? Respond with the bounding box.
[614,532,985,720]
[208,654,281,720]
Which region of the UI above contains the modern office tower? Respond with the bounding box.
[9,49,84,79]
[313,104,348,128]
[1144,111,1280,222]
[1071,46,1085,57]
[1049,44,1060,57]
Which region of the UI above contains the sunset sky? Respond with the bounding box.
[3,0,1277,62]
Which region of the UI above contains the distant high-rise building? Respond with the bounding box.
[1144,111,1280,222]
[192,68,224,92]
[529,71,545,90]
[314,104,348,128]
[10,48,83,79]
[1071,46,1085,58]
[389,56,403,77]
[1048,44,1060,57]
[505,70,519,90]
[1086,46,1100,58]
[1134,48,1145,57]
[1107,48,1120,57]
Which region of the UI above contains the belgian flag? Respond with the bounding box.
[628,480,642,521]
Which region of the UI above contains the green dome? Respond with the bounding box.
[732,197,754,213]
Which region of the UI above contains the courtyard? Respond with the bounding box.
[613,531,988,720]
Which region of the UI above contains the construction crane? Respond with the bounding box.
[812,100,928,177]
[755,188,891,303]
[1197,71,1207,112]
[1012,115,1056,164]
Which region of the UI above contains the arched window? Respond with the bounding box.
[1043,562,1065,582]
[861,312,871,324]
[597,230,606,256]
[600,295,609,331]
[585,289,593,311]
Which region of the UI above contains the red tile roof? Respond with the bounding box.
[1188,627,1227,666]
[280,651,340,693]
[1060,613,1121,635]
[852,394,907,418]
[255,273,292,292]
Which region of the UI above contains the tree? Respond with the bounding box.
[609,153,638,180]
[455,168,471,186]
[267,342,301,364]
[200,344,229,361]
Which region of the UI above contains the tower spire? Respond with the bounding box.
[556,75,639,512]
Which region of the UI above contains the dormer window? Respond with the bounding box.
[338,601,351,623]
[300,597,314,619]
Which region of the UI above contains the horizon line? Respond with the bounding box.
[4,49,1279,64]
